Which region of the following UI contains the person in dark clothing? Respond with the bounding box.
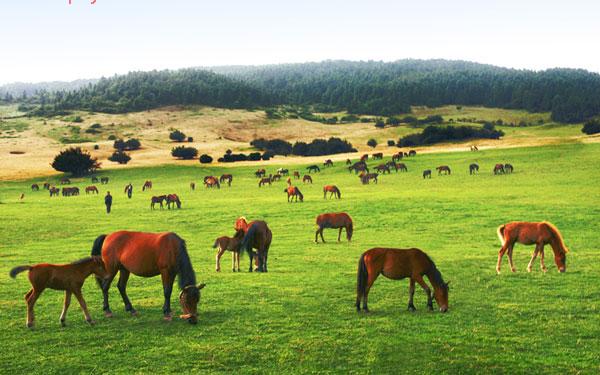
[125,183,133,199]
[105,191,113,213]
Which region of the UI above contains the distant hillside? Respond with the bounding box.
[19,60,600,122]
[0,79,97,98]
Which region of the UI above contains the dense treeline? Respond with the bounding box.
[251,137,356,156]
[398,124,504,147]
[22,60,600,122]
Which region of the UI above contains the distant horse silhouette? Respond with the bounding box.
[324,159,333,167]
[493,164,505,174]
[190,182,196,191]
[258,175,272,187]
[496,221,569,274]
[85,185,99,194]
[205,176,220,189]
[212,230,250,272]
[504,163,514,173]
[91,231,205,323]
[360,172,378,184]
[286,177,292,186]
[43,182,51,190]
[307,165,320,173]
[10,256,107,328]
[345,159,352,165]
[150,195,167,209]
[372,152,383,160]
[356,248,449,313]
[408,150,417,156]
[255,169,266,178]
[392,152,403,162]
[220,174,233,186]
[423,170,432,179]
[323,185,341,199]
[91,177,99,183]
[293,171,300,179]
[277,168,289,176]
[436,165,451,175]
[62,187,79,196]
[375,164,390,174]
[284,186,304,202]
[142,180,152,191]
[360,154,369,162]
[49,187,60,197]
[395,163,408,172]
[303,175,313,184]
[60,178,71,185]
[100,177,109,185]
[315,212,352,243]
[31,184,39,191]
[271,174,282,182]
[235,217,272,272]
[469,163,479,175]
[349,161,368,174]
[166,194,181,209]
[470,145,479,151]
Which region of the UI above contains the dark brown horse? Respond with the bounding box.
[100,177,109,185]
[212,230,248,272]
[392,152,403,162]
[496,221,569,274]
[220,174,233,186]
[293,171,300,179]
[205,176,221,189]
[302,175,313,184]
[60,178,71,185]
[235,217,272,272]
[493,164,505,174]
[375,164,390,174]
[43,182,51,190]
[408,150,417,156]
[395,163,408,172]
[150,195,167,209]
[504,163,514,173]
[190,182,196,191]
[166,194,181,209]
[91,231,205,323]
[323,185,341,199]
[284,186,304,202]
[258,175,272,187]
[85,185,99,194]
[423,169,432,179]
[142,180,153,191]
[31,184,39,191]
[255,169,266,178]
[356,248,449,313]
[10,257,107,328]
[315,212,353,243]
[436,165,451,175]
[307,165,320,173]
[324,159,333,167]
[359,172,378,184]
[49,187,60,197]
[349,161,368,174]
[372,152,383,160]
[345,158,352,165]
[469,163,479,175]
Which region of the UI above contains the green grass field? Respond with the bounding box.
[1,143,599,374]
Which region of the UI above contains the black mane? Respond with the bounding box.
[175,236,196,289]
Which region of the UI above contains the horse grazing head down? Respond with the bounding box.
[179,283,206,324]
[234,217,248,231]
[433,280,450,313]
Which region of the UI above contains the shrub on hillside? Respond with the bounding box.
[367,139,378,148]
[169,129,186,142]
[108,150,131,164]
[582,119,600,135]
[51,147,100,176]
[171,146,198,159]
[398,125,504,147]
[387,140,395,146]
[199,154,213,164]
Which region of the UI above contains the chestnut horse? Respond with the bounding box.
[220,174,233,186]
[85,185,99,194]
[324,159,333,167]
[493,164,505,174]
[235,217,272,272]
[323,185,341,199]
[91,231,205,324]
[356,248,449,313]
[284,186,304,202]
[293,171,300,179]
[302,175,313,184]
[10,256,107,328]
[315,212,353,243]
[142,180,152,191]
[150,195,166,210]
[205,176,221,189]
[436,165,451,175]
[166,194,181,209]
[496,221,569,274]
[212,230,252,272]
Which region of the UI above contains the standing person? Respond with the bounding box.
[105,191,113,214]
[125,183,133,199]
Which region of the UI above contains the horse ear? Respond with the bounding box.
[446,281,451,288]
[197,283,206,290]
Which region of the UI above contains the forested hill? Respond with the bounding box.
[21,60,600,122]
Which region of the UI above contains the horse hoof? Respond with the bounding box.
[511,268,516,273]
[542,268,548,273]
[130,310,139,317]
[87,319,96,325]
[104,311,113,318]
[163,315,173,322]
[60,320,66,327]
[527,267,532,273]
[26,322,34,329]
[408,306,416,312]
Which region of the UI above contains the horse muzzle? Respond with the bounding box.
[180,313,198,324]
[439,306,448,313]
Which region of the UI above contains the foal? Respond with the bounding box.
[10,257,107,328]
[212,230,247,272]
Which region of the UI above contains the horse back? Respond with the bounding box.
[364,248,432,280]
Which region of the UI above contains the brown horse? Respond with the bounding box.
[423,169,432,179]
[315,212,353,243]
[372,152,383,160]
[504,163,514,173]
[493,164,505,174]
[255,169,266,178]
[49,187,60,197]
[395,163,408,172]
[100,177,109,185]
[345,158,352,165]
[324,159,333,167]
[234,217,272,272]
[166,194,181,209]
[408,150,417,156]
[293,171,300,179]
[302,175,313,184]
[31,184,39,191]
[205,176,221,189]
[436,165,451,175]
[212,230,248,272]
[10,257,107,328]
[258,175,272,187]
[91,231,205,323]
[375,164,390,174]
[359,172,378,184]
[349,161,368,174]
[496,221,569,274]
[60,178,71,185]
[392,152,403,162]
[85,185,99,194]
[220,174,233,186]
[469,163,479,175]
[43,182,51,190]
[284,186,304,202]
[150,195,167,210]
[142,180,153,191]
[356,248,449,313]
[360,154,369,162]
[323,185,341,199]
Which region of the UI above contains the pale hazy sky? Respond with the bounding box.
[1,0,599,84]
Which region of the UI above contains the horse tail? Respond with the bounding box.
[496,225,506,246]
[240,223,258,258]
[336,187,341,199]
[212,238,219,248]
[9,265,31,278]
[173,234,197,289]
[91,234,107,287]
[544,222,569,253]
[356,253,368,305]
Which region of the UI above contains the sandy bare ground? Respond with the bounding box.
[0,106,595,181]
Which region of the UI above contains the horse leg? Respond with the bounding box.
[248,251,254,272]
[414,275,433,311]
[539,247,548,272]
[362,272,379,313]
[527,244,543,272]
[507,244,516,272]
[25,288,43,328]
[160,270,176,320]
[338,228,343,242]
[231,251,236,272]
[236,251,241,272]
[102,270,117,317]
[216,247,225,272]
[496,243,509,274]
[117,269,136,315]
[59,291,72,327]
[407,279,416,311]
[73,288,94,325]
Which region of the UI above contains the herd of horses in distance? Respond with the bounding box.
[11,147,571,328]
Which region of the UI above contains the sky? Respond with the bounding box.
[1,0,599,84]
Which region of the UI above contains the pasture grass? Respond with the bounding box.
[0,143,599,373]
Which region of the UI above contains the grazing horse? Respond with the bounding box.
[372,152,383,160]
[315,212,352,243]
[211,230,249,272]
[302,175,313,184]
[469,163,479,175]
[408,150,417,156]
[375,164,390,174]
[258,175,272,187]
[60,178,71,185]
[307,165,320,173]
[436,165,451,175]
[190,182,196,191]
[220,174,233,186]
[49,187,60,197]
[324,159,333,167]
[496,221,569,274]
[323,185,341,199]
[255,169,266,178]
[166,194,181,209]
[286,177,292,186]
[392,152,403,162]
[100,177,109,185]
[150,195,167,210]
[493,164,505,174]
[277,168,289,176]
[91,177,99,183]
[271,174,282,182]
[62,187,80,196]
[359,172,378,184]
[284,186,304,202]
[356,248,449,313]
[235,217,272,272]
[10,256,107,328]
[31,184,39,191]
[43,182,51,190]
[395,163,408,172]
[346,159,352,165]
[142,180,153,191]
[470,145,479,151]
[504,163,514,173]
[91,231,205,323]
[360,154,369,162]
[85,185,99,194]
[205,176,220,189]
[423,170,432,179]
[293,171,300,179]
[349,162,368,174]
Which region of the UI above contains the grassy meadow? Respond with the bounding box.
[0,142,599,373]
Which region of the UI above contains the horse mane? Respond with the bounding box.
[422,252,446,288]
[296,187,304,200]
[173,234,196,289]
[544,221,570,254]
[71,256,96,265]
